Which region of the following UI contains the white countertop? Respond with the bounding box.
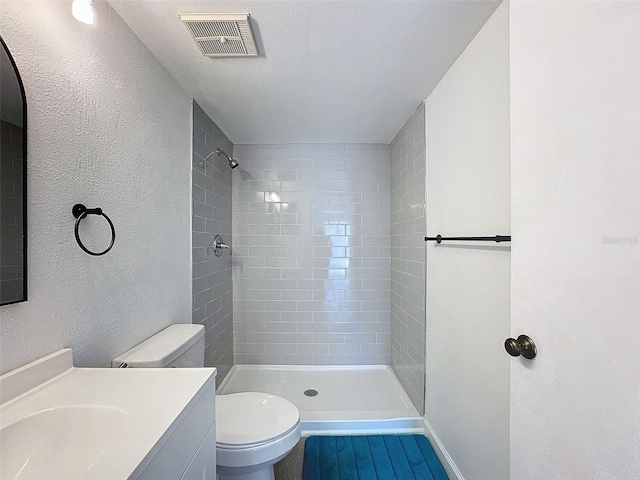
[0,349,216,479]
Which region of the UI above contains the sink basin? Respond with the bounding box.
[1,405,127,479]
[0,349,216,479]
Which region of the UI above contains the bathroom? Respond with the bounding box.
[0,1,638,479]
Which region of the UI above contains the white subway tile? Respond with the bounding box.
[266,343,297,355]
[233,143,393,366]
[272,311,309,323]
[297,322,330,333]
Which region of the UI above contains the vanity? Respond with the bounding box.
[0,349,217,479]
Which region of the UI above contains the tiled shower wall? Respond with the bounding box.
[390,103,427,414]
[192,101,233,382]
[232,144,391,365]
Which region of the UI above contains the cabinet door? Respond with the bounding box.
[181,423,216,480]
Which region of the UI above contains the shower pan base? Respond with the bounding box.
[217,365,423,436]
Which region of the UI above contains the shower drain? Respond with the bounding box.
[304,389,318,397]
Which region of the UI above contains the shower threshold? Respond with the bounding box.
[216,364,424,436]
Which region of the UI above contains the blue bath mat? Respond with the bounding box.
[302,435,449,480]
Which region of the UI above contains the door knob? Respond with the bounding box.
[505,335,537,359]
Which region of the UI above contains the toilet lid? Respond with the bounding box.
[216,392,300,446]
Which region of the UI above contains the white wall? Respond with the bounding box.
[0,0,192,373]
[510,1,640,478]
[232,144,390,365]
[425,3,510,479]
[390,103,427,414]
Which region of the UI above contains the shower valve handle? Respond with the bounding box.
[209,234,232,257]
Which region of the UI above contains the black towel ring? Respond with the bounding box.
[72,204,116,256]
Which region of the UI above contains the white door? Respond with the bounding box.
[510,2,640,478]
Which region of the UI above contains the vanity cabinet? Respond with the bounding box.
[180,423,216,480]
[0,349,217,480]
[137,376,216,480]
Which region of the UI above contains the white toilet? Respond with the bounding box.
[113,324,301,480]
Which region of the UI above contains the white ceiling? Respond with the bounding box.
[109,1,501,145]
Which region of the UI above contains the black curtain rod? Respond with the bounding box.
[425,235,511,244]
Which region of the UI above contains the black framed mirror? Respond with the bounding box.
[0,36,27,305]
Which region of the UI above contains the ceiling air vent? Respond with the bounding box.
[180,13,258,57]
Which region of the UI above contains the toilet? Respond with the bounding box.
[113,324,301,480]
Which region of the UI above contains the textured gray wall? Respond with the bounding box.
[0,1,192,374]
[192,101,234,384]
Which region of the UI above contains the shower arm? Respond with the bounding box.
[212,148,239,169]
[203,147,239,169]
[215,148,232,163]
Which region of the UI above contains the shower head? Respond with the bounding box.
[215,148,239,169]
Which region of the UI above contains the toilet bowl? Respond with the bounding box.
[216,392,301,480]
[112,325,301,480]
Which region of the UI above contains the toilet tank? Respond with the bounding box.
[112,324,205,368]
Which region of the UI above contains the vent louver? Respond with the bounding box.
[180,13,258,57]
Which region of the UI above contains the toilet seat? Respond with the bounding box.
[216,392,300,447]
[216,423,301,469]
